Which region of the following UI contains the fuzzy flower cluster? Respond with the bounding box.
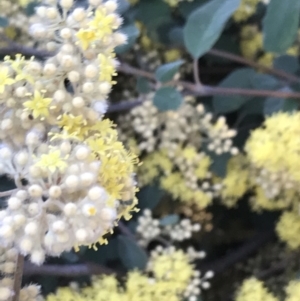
[0,0,36,46]
[240,25,299,67]
[118,96,238,208]
[0,245,42,301]
[46,246,211,301]
[236,278,300,301]
[0,0,138,268]
[233,0,270,22]
[245,112,300,210]
[136,209,201,246]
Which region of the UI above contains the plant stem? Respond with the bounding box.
[193,58,201,86]
[0,189,17,198]
[12,254,24,301]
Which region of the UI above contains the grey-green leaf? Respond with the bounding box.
[137,185,164,210]
[155,60,184,82]
[160,214,180,226]
[263,0,300,53]
[213,68,256,114]
[183,0,241,59]
[136,77,151,94]
[117,235,148,270]
[274,55,299,74]
[153,87,183,111]
[0,17,8,27]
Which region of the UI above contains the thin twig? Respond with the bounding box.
[200,229,275,275]
[193,59,201,86]
[12,254,24,301]
[208,48,300,84]
[0,189,17,198]
[23,261,116,277]
[118,221,136,241]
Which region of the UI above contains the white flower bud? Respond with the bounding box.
[31,249,45,265]
[99,207,116,221]
[105,0,118,12]
[3,262,15,274]
[7,197,22,210]
[1,119,13,130]
[49,186,62,198]
[0,147,12,159]
[15,151,29,166]
[61,55,74,68]
[26,284,40,298]
[52,220,66,233]
[26,131,40,146]
[204,271,214,279]
[56,232,69,243]
[6,248,18,260]
[13,214,26,226]
[88,186,106,201]
[93,101,108,114]
[30,23,46,39]
[36,6,47,17]
[65,175,79,188]
[60,141,72,154]
[72,7,86,22]
[0,225,13,239]
[75,146,90,160]
[46,7,58,19]
[20,237,33,253]
[60,28,72,39]
[25,222,38,236]
[82,82,94,93]
[16,190,28,201]
[43,63,57,76]
[113,32,127,46]
[68,71,80,82]
[63,203,77,216]
[54,90,66,102]
[0,287,12,300]
[98,82,111,94]
[75,229,88,242]
[80,172,95,186]
[60,0,74,9]
[89,0,101,6]
[28,185,43,198]
[85,64,98,78]
[29,166,42,178]
[72,96,85,108]
[202,281,211,289]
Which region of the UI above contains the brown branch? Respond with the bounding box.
[200,229,275,275]
[23,261,115,277]
[208,48,300,84]
[12,254,24,301]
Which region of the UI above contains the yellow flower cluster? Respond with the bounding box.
[276,211,300,249]
[221,155,250,208]
[235,278,279,301]
[233,0,261,22]
[46,247,205,301]
[236,278,300,301]
[245,112,300,208]
[240,25,299,67]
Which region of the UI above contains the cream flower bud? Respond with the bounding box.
[28,185,43,198]
[99,207,116,221]
[49,186,62,198]
[60,28,72,39]
[13,214,26,226]
[64,203,77,216]
[75,146,90,160]
[75,229,88,242]
[20,237,33,253]
[0,287,12,301]
[52,221,66,233]
[105,0,118,13]
[80,172,95,186]
[65,175,79,188]
[88,186,106,201]
[15,151,29,166]
[46,7,58,19]
[82,204,97,216]
[72,96,85,108]
[7,197,22,210]
[1,119,13,130]
[0,225,13,238]
[98,82,111,94]
[31,249,45,265]
[72,7,86,21]
[60,0,74,9]
[3,262,15,274]
[25,222,39,236]
[43,63,57,76]
[68,70,80,82]
[16,190,28,201]
[0,147,12,159]
[84,64,98,78]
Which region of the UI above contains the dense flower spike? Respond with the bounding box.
[0,0,137,269]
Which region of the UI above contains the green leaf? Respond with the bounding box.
[153,87,183,111]
[136,77,151,94]
[0,17,8,27]
[115,24,140,54]
[160,214,180,226]
[155,60,184,82]
[117,235,148,270]
[168,27,184,47]
[183,0,241,59]
[274,55,299,74]
[116,0,130,14]
[210,152,231,178]
[213,68,256,114]
[263,0,300,53]
[263,88,299,116]
[251,73,280,91]
[137,185,164,210]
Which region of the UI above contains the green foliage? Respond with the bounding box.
[0,17,8,27]
[274,55,299,74]
[160,214,180,226]
[117,235,148,270]
[136,185,164,210]
[153,86,183,111]
[136,77,151,94]
[263,0,300,53]
[183,0,241,59]
[213,68,256,113]
[155,60,184,82]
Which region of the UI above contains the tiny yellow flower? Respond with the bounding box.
[0,67,15,94]
[23,90,52,119]
[76,29,97,50]
[35,150,67,173]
